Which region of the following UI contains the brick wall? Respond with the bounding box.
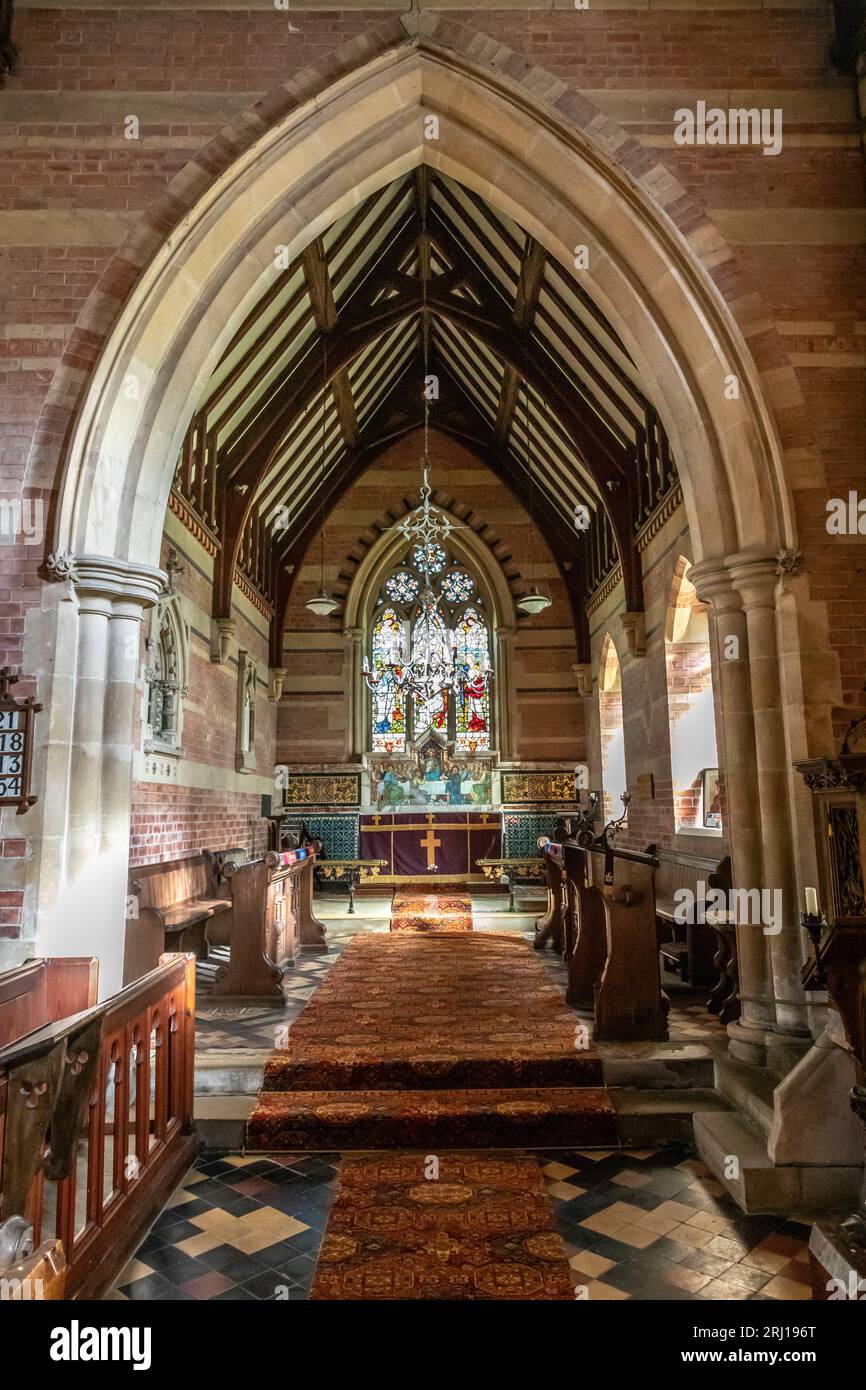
[127,525,276,867]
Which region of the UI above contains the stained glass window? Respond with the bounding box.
[442,569,474,603]
[370,608,407,752]
[411,541,446,574]
[385,569,419,604]
[454,607,491,752]
[411,604,450,738]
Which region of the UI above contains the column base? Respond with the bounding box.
[727,1018,769,1066]
[766,1029,814,1079]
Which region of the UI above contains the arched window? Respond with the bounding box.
[367,554,492,753]
[665,558,721,832]
[599,635,627,821]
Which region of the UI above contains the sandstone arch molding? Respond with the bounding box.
[42,10,803,572]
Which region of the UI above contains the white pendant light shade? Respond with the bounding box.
[305,590,340,618]
[517,589,552,616]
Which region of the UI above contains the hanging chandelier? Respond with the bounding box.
[516,379,551,617]
[362,464,469,706]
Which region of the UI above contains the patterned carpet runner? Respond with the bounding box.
[390,882,472,933]
[247,933,617,1150]
[310,1152,574,1300]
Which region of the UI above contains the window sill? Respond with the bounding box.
[144,740,185,759]
[675,824,723,839]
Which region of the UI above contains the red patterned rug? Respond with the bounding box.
[391,882,472,933]
[260,932,604,1092]
[310,1152,574,1300]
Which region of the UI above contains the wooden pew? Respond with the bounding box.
[650,844,730,987]
[556,841,668,1040]
[213,849,327,999]
[125,853,232,983]
[201,845,249,947]
[562,842,607,1008]
[0,957,98,1048]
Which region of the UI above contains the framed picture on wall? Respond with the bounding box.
[702,767,722,829]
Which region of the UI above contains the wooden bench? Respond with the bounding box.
[125,853,231,983]
[213,849,327,999]
[647,844,731,987]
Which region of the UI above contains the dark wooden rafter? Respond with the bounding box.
[177,169,665,641]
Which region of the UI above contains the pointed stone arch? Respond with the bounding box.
[18,9,830,1031]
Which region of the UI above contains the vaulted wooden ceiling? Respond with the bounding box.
[171,168,679,664]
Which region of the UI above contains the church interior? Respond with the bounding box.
[1,0,865,1323]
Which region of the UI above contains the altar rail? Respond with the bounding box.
[0,953,198,1300]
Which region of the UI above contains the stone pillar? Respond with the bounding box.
[691,558,775,1060]
[343,625,365,762]
[495,625,517,760]
[36,556,163,998]
[728,550,811,1048]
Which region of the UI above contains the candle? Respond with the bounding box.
[804,886,819,916]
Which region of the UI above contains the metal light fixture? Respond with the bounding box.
[516,379,551,617]
[305,338,340,619]
[361,203,466,706]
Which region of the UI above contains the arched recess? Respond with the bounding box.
[598,634,627,823]
[664,557,721,836]
[342,507,518,762]
[22,12,826,1023]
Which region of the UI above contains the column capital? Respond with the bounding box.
[56,553,165,615]
[725,547,781,609]
[343,626,365,642]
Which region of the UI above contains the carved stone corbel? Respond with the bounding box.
[210,616,235,664]
[620,611,646,658]
[572,662,593,698]
[269,667,287,703]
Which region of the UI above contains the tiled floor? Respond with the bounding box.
[125,892,784,1303]
[108,1146,812,1302]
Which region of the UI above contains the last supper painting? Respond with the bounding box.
[0,0,865,1353]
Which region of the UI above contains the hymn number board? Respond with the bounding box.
[0,667,41,814]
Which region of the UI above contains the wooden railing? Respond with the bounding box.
[0,953,199,1300]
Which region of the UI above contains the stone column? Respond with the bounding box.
[495,625,517,760]
[728,550,811,1048]
[36,556,163,997]
[343,625,365,762]
[691,558,775,1060]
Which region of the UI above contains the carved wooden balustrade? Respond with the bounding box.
[0,953,198,1300]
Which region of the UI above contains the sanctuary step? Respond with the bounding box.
[246,1085,618,1151]
[261,1046,603,1091]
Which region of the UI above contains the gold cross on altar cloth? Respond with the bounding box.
[420,828,441,870]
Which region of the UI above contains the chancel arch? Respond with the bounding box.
[17,14,834,1070]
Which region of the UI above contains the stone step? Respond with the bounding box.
[246,1086,618,1151]
[600,1041,716,1091]
[713,1055,777,1137]
[612,1087,731,1146]
[694,1110,862,1215]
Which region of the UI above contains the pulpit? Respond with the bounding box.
[795,752,866,1297]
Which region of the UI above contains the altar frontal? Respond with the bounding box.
[359,811,501,880]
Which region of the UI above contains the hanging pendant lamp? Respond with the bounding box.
[305,337,340,619]
[517,379,551,617]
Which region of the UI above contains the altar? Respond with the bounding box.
[359,810,501,880]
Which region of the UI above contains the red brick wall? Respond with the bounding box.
[127,529,275,867]
[128,784,268,867]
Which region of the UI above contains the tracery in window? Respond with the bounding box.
[367,550,492,754]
